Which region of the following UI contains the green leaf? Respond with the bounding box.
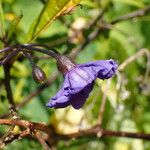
[7,14,23,42]
[14,79,25,103]
[0,1,5,38]
[113,0,145,8]
[27,0,81,42]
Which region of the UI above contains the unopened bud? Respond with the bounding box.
[32,65,47,83]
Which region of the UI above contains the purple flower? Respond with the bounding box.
[47,59,117,109]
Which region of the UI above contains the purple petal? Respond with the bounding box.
[71,81,94,109]
[67,67,95,94]
[46,96,70,108]
[78,59,117,80]
[46,75,71,108]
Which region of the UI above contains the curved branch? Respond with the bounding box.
[0,119,51,134]
[0,119,150,141]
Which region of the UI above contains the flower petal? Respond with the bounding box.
[46,75,71,108]
[78,59,117,80]
[70,82,94,109]
[46,95,70,108]
[67,67,95,94]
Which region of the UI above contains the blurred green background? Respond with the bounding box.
[0,0,150,149]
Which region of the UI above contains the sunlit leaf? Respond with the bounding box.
[27,0,81,42]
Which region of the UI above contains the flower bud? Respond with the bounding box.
[32,65,47,83]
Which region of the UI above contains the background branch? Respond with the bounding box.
[111,4,150,24]
[3,64,16,111]
[0,119,150,143]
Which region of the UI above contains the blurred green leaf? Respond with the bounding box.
[11,61,30,77]
[5,139,43,150]
[19,98,49,123]
[14,78,25,103]
[27,0,81,42]
[6,14,23,42]
[0,1,5,38]
[80,0,97,8]
[112,0,145,8]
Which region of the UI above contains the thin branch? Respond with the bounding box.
[118,48,149,71]
[1,67,17,146]
[1,119,150,141]
[0,109,21,144]
[0,50,20,66]
[0,125,15,146]
[65,125,150,140]
[0,119,51,134]
[97,80,111,125]
[20,44,59,59]
[0,129,30,148]
[22,51,35,67]
[111,5,150,24]
[0,118,52,148]
[0,44,59,65]
[0,45,16,53]
[32,55,51,60]
[3,65,16,111]
[33,130,51,150]
[144,50,150,82]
